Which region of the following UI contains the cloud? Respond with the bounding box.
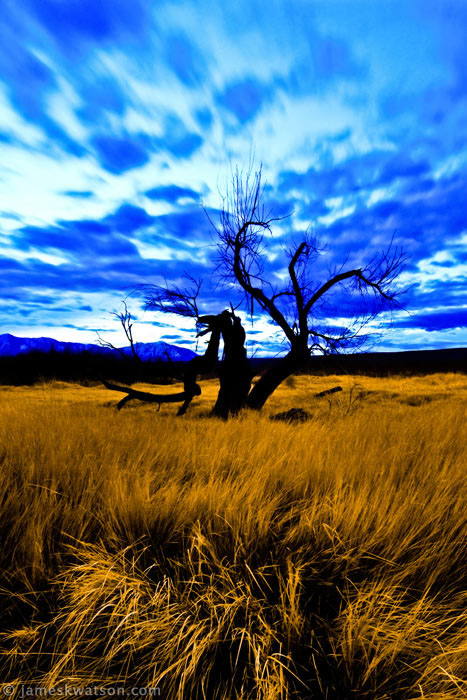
[156,116,204,158]
[105,204,155,233]
[379,154,431,184]
[0,42,55,122]
[284,36,362,96]
[195,107,213,130]
[78,74,127,122]
[145,185,200,203]
[278,150,432,203]
[279,163,360,199]
[152,207,218,244]
[26,0,148,49]
[392,308,467,332]
[91,134,150,174]
[62,190,94,198]
[0,131,16,144]
[19,218,139,260]
[0,255,199,297]
[0,36,85,155]
[279,167,467,276]
[218,78,271,123]
[164,33,206,86]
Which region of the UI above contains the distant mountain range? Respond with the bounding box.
[1,334,466,375]
[0,333,197,362]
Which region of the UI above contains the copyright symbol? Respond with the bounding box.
[2,687,15,697]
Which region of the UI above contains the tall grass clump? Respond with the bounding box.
[0,375,466,698]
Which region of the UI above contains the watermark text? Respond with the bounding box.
[2,686,160,698]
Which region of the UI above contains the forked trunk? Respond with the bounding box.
[213,320,304,416]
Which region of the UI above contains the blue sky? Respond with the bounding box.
[0,0,466,354]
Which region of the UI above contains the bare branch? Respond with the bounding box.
[96,333,127,358]
[304,268,364,316]
[308,324,372,354]
[271,290,295,302]
[97,301,141,361]
[142,275,202,319]
[117,301,140,360]
[216,165,296,343]
[303,243,407,317]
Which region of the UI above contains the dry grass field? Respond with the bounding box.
[0,373,466,698]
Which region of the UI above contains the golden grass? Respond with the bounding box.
[0,374,466,698]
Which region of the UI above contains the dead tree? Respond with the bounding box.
[102,166,406,417]
[211,165,406,410]
[102,302,250,418]
[97,301,142,364]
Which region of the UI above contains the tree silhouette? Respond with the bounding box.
[103,166,406,417]
[97,301,142,363]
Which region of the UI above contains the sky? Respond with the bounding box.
[0,0,466,355]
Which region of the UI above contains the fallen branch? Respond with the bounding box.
[313,386,342,398]
[101,378,201,412]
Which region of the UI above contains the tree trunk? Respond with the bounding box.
[213,312,251,418]
[246,353,299,410]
